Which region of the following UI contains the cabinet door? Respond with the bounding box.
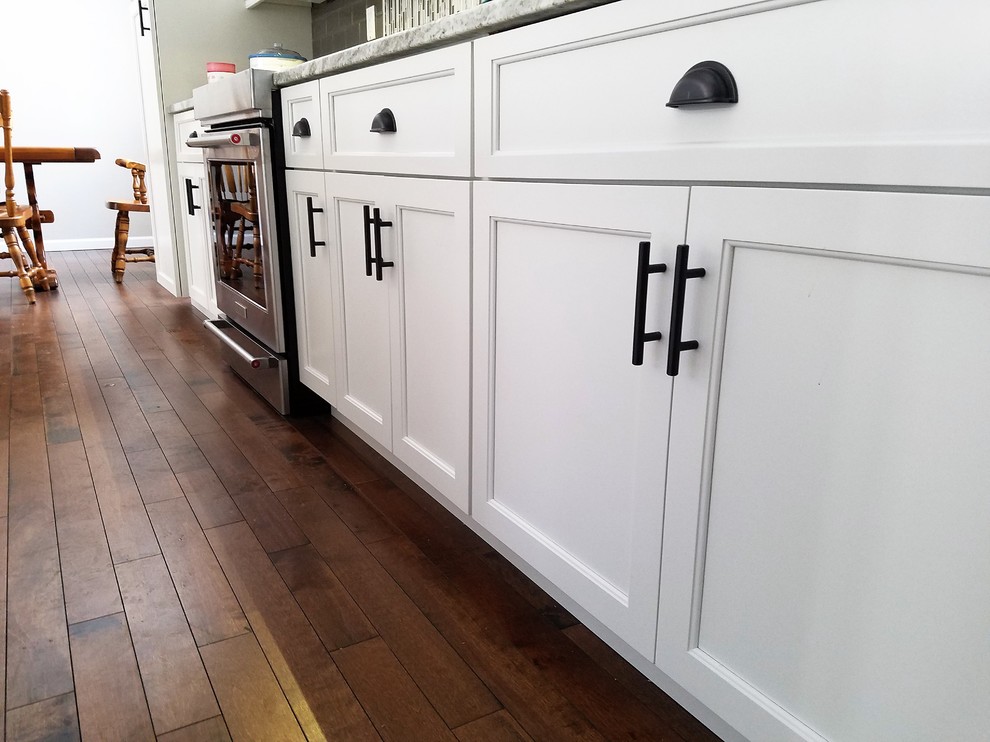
[661,188,990,742]
[285,169,335,404]
[381,176,471,511]
[176,162,216,318]
[325,172,394,450]
[472,181,690,656]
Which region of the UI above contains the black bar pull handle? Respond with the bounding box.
[138,1,151,36]
[362,205,374,277]
[185,178,201,216]
[371,207,394,281]
[631,241,666,366]
[667,243,706,377]
[305,197,325,258]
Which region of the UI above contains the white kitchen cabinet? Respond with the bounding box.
[471,180,690,657]
[659,187,990,742]
[174,110,217,318]
[326,172,471,512]
[175,161,216,318]
[285,169,336,404]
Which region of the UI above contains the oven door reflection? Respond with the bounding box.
[209,159,267,310]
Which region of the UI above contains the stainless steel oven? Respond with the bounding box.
[188,70,291,413]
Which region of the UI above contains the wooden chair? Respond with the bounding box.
[106,158,154,283]
[1,89,47,304]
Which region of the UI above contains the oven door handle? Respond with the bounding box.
[186,130,258,148]
[204,319,278,368]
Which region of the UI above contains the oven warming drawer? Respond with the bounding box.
[204,318,289,414]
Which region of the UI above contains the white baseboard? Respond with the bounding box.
[44,236,154,252]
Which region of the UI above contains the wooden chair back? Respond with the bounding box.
[2,89,16,219]
[115,158,148,204]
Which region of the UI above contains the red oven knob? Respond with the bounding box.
[231,133,242,144]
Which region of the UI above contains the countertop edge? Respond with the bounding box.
[273,0,617,87]
[167,98,194,114]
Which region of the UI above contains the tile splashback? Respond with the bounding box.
[382,0,484,36]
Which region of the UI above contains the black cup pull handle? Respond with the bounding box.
[667,243,706,377]
[305,196,325,258]
[372,207,394,282]
[363,205,374,277]
[185,178,201,216]
[631,241,667,366]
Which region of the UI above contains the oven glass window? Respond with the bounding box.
[207,159,267,309]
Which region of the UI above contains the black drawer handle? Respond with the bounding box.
[305,196,325,258]
[666,244,705,376]
[371,207,393,281]
[363,205,374,277]
[370,108,397,133]
[185,178,201,216]
[292,118,311,138]
[631,241,666,366]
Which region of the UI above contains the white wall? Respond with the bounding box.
[3,0,151,250]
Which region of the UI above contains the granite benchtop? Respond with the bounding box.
[273,0,617,87]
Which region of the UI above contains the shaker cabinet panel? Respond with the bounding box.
[326,172,471,510]
[285,168,336,403]
[660,187,990,742]
[475,0,990,187]
[472,180,690,657]
[320,43,472,177]
[281,80,324,170]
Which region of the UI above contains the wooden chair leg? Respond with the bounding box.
[111,210,129,283]
[16,225,52,291]
[2,227,36,304]
[252,224,262,289]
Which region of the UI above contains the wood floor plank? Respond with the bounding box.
[366,536,606,742]
[199,390,303,493]
[0,516,7,735]
[7,413,73,708]
[290,417,380,484]
[562,624,720,742]
[49,440,124,624]
[272,486,501,729]
[116,555,221,735]
[206,521,378,741]
[145,409,212,475]
[145,497,249,646]
[61,346,160,564]
[69,612,156,741]
[270,543,377,651]
[156,716,232,742]
[101,377,161,453]
[143,356,221,437]
[175,468,243,530]
[199,633,306,742]
[333,637,457,742]
[127,447,185,503]
[453,710,534,742]
[192,429,270,496]
[5,691,80,742]
[230,487,308,554]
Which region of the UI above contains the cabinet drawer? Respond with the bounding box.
[281,80,323,170]
[174,109,205,164]
[320,43,472,177]
[475,0,990,187]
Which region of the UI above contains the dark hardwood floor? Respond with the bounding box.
[0,249,721,741]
